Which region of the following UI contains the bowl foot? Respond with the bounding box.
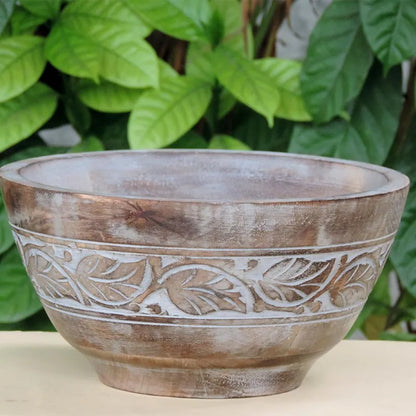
[90,358,312,398]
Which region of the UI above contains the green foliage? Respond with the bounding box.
[0,247,43,323]
[167,131,207,149]
[0,83,57,151]
[291,64,402,164]
[0,197,13,255]
[255,58,311,121]
[209,134,250,150]
[0,36,46,102]
[128,76,212,149]
[0,0,415,339]
[20,0,61,19]
[347,262,392,338]
[45,0,155,85]
[360,0,416,73]
[69,135,104,152]
[77,80,142,113]
[390,131,416,301]
[10,7,46,35]
[213,44,279,127]
[128,0,212,41]
[300,0,373,123]
[210,0,252,56]
[391,190,416,297]
[0,0,15,34]
[379,332,416,342]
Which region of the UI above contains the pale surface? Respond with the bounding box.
[1,332,415,415]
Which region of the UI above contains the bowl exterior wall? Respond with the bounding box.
[10,225,391,397]
[0,151,409,397]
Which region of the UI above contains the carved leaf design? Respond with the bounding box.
[258,257,335,307]
[330,257,377,308]
[160,264,251,315]
[15,230,393,317]
[26,248,82,302]
[76,255,152,306]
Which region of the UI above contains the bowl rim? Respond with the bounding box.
[0,149,409,204]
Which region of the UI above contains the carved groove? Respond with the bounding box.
[13,231,392,319]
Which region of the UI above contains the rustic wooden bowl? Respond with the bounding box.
[0,150,409,398]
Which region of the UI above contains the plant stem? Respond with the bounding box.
[172,40,187,74]
[392,58,416,156]
[254,0,278,57]
[263,1,287,57]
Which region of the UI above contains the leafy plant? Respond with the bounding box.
[0,0,415,338]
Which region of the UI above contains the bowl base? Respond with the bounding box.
[90,357,312,398]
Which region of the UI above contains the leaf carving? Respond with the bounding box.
[159,264,252,315]
[256,257,335,307]
[330,257,377,308]
[76,255,152,306]
[25,248,83,303]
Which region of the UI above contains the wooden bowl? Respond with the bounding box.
[0,150,409,398]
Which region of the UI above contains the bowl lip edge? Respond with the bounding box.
[0,149,410,204]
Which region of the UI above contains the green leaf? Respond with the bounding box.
[0,35,46,102]
[255,58,311,121]
[69,135,104,152]
[0,83,58,152]
[391,190,416,297]
[0,248,42,323]
[158,59,179,79]
[0,309,55,331]
[128,76,212,149]
[0,197,13,255]
[20,0,61,19]
[233,108,293,152]
[10,7,47,35]
[379,331,416,342]
[289,119,345,157]
[0,0,15,34]
[45,23,99,81]
[213,44,279,127]
[360,0,416,73]
[127,0,212,41]
[186,41,215,83]
[185,0,253,82]
[396,290,416,323]
[89,113,129,150]
[389,121,416,298]
[211,0,253,57]
[78,79,142,113]
[60,0,151,38]
[218,88,236,119]
[336,64,401,164]
[64,93,90,134]
[347,262,392,338]
[362,314,390,340]
[300,0,373,123]
[209,134,250,150]
[21,310,55,331]
[45,0,158,87]
[204,8,224,47]
[290,64,402,164]
[167,131,207,149]
[204,83,236,129]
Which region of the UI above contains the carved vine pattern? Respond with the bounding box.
[13,232,392,318]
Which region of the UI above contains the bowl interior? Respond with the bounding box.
[18,151,389,202]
